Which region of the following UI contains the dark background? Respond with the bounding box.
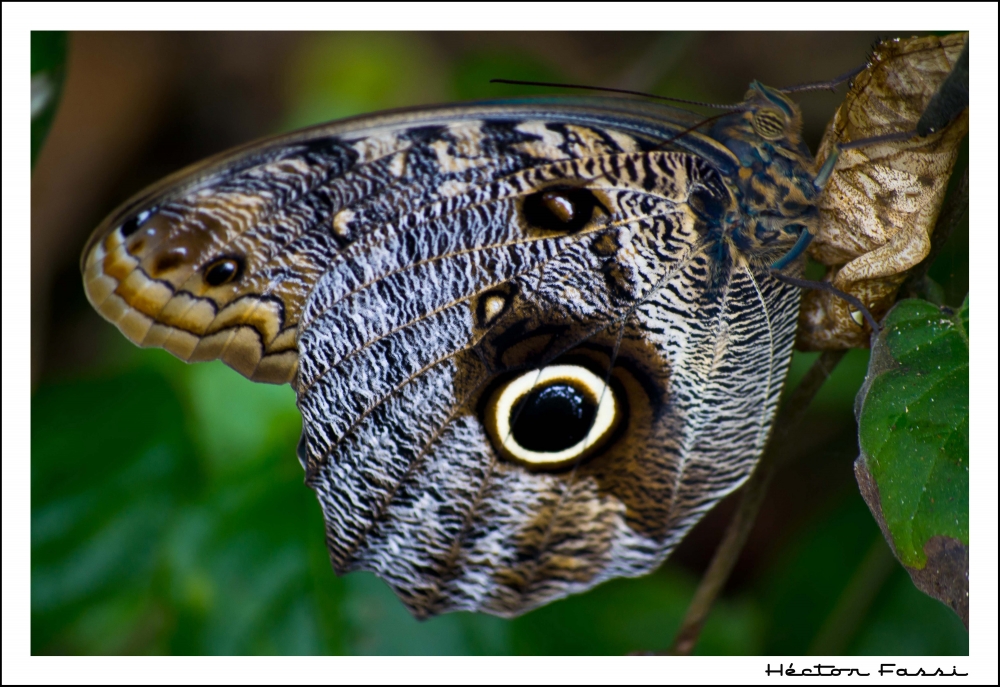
[31,32,969,655]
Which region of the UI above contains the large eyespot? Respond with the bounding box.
[752,107,786,140]
[522,186,605,234]
[484,364,621,470]
[203,256,243,286]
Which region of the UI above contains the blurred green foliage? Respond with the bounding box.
[35,350,965,655]
[31,31,66,167]
[284,33,449,130]
[31,33,969,655]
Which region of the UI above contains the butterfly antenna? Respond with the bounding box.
[778,64,866,94]
[654,110,743,149]
[490,78,742,110]
[769,270,881,334]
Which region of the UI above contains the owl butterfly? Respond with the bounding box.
[82,82,820,618]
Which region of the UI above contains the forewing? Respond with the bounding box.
[80,98,704,383]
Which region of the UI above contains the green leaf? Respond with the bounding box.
[855,296,968,625]
[31,31,67,167]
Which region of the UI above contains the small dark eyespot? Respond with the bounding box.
[121,217,141,237]
[120,208,154,238]
[511,383,596,452]
[523,186,604,233]
[204,257,242,286]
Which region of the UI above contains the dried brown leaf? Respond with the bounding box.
[798,33,968,350]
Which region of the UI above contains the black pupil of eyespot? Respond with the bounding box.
[205,259,238,286]
[523,186,600,233]
[511,383,596,452]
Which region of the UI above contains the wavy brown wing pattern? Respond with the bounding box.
[82,91,814,618]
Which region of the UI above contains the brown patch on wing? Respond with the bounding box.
[492,490,621,594]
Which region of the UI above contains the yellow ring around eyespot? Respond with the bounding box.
[492,364,617,467]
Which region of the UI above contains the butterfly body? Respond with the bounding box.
[83,85,815,617]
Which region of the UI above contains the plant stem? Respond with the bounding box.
[666,349,847,656]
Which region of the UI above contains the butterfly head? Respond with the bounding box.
[697,82,819,265]
[743,81,806,150]
[693,81,811,172]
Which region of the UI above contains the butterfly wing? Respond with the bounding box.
[82,97,807,618]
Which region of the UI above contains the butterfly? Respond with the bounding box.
[81,83,821,619]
